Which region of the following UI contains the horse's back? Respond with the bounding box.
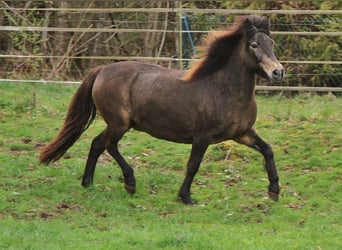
[94,61,182,89]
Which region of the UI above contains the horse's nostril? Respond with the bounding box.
[272,69,283,81]
[273,70,280,77]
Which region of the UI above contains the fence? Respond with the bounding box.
[0,1,341,92]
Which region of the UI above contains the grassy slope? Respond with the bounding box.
[0,82,341,249]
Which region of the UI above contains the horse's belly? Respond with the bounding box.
[131,111,195,143]
[210,121,254,143]
[132,124,193,144]
[132,117,255,145]
[131,101,257,145]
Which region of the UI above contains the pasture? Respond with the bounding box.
[0,82,341,249]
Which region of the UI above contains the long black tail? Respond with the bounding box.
[39,66,103,165]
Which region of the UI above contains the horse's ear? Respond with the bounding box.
[263,16,271,34]
[265,16,271,28]
[243,16,256,33]
[244,17,252,27]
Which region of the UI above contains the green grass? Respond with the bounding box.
[0,82,341,249]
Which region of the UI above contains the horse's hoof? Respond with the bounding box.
[268,191,279,201]
[81,177,92,188]
[179,196,196,206]
[184,200,196,206]
[124,184,136,194]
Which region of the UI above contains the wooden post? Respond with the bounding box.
[176,1,183,69]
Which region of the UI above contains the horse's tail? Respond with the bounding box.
[39,66,103,165]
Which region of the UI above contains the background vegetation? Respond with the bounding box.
[0,82,341,249]
[0,0,341,87]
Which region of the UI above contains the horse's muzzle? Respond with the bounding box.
[259,58,285,83]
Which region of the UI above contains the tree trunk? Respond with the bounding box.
[143,1,162,57]
[41,1,52,78]
[55,1,69,56]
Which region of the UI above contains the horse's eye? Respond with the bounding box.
[250,42,258,49]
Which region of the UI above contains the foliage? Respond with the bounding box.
[0,1,341,87]
[265,1,342,88]
[184,1,342,87]
[0,82,341,249]
[3,7,44,78]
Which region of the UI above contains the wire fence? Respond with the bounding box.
[0,2,341,92]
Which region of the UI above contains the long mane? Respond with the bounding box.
[182,16,270,82]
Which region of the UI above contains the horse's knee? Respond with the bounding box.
[262,144,274,160]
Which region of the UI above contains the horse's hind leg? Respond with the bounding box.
[81,126,135,194]
[235,129,280,201]
[107,141,136,194]
[82,130,107,187]
[104,123,135,194]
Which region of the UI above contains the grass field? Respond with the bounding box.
[0,82,341,249]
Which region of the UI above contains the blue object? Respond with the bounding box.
[181,15,196,68]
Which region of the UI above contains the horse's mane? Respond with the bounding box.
[182,16,270,82]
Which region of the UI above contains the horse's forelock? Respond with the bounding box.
[241,16,270,37]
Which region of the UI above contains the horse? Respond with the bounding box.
[39,16,284,205]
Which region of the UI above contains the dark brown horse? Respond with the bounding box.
[40,16,284,205]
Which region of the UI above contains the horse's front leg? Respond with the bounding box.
[235,129,280,201]
[179,140,209,205]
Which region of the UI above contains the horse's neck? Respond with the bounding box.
[214,52,256,102]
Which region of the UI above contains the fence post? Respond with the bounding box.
[181,14,196,68]
[176,1,183,69]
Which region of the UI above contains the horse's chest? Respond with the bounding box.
[207,104,257,142]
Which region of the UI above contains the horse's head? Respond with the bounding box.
[243,17,285,83]
[182,16,285,83]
